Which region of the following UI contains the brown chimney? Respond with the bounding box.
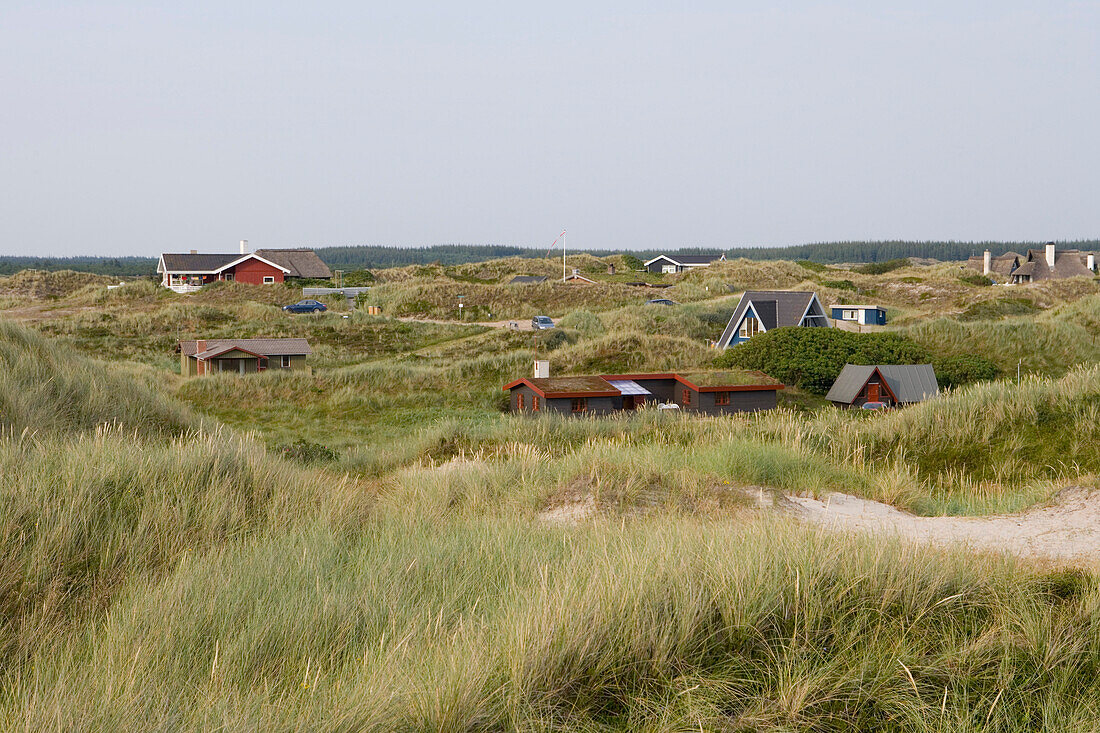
[190,249,198,254]
[195,339,206,353]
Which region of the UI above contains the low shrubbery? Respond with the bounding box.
[715,327,999,393]
[853,258,909,274]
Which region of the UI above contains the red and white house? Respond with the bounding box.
[157,244,291,293]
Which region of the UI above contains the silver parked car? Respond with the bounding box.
[531,315,555,330]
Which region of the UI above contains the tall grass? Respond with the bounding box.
[0,320,193,437]
[6,516,1100,730]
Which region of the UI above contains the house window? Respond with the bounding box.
[715,392,730,406]
[517,394,525,410]
[533,395,539,411]
[224,273,234,281]
[263,276,275,284]
[571,398,587,413]
[739,316,760,339]
[281,355,291,368]
[662,264,678,274]
[843,309,858,320]
[258,357,268,371]
[682,389,691,406]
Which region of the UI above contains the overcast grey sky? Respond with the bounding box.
[1,1,1097,256]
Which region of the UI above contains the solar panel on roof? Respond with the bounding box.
[606,380,652,396]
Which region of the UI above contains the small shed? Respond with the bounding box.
[825,364,939,408]
[830,305,887,326]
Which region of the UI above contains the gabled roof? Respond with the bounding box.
[508,275,549,285]
[643,253,725,267]
[253,249,332,278]
[180,338,312,357]
[718,291,825,347]
[159,252,291,275]
[825,364,939,404]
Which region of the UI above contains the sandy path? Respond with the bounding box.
[788,487,1100,565]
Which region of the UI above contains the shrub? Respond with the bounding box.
[854,258,909,275]
[276,439,339,464]
[715,327,933,393]
[933,354,1001,388]
[959,273,993,287]
[796,260,827,272]
[621,254,644,271]
[821,279,858,292]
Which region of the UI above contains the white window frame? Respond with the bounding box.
[739,316,760,339]
[281,355,291,368]
[263,276,275,284]
[843,309,858,320]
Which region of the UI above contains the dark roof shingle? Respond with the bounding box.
[253,249,332,278]
[180,338,312,357]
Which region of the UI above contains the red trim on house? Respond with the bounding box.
[500,378,619,398]
[865,367,900,403]
[600,374,785,392]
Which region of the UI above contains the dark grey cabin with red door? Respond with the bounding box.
[825,364,939,408]
[503,371,782,416]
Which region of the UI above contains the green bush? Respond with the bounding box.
[796,259,827,272]
[715,327,933,393]
[621,254,644,271]
[821,279,858,292]
[959,273,993,287]
[932,353,1001,388]
[853,258,909,275]
[276,439,339,464]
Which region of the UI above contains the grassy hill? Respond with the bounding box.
[0,257,1098,728]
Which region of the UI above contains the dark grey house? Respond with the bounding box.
[825,364,939,408]
[644,254,725,274]
[716,291,831,348]
[504,371,782,415]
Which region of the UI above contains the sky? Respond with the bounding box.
[1,1,1098,257]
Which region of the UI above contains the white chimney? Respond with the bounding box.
[1046,242,1056,269]
[239,239,248,255]
[533,360,550,378]
[1089,253,1096,271]
[983,250,992,276]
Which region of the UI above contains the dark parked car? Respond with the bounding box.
[531,315,555,330]
[283,299,327,313]
[645,298,679,306]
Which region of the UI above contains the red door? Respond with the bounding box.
[867,383,880,402]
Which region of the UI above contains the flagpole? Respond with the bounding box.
[562,231,566,282]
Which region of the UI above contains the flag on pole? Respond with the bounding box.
[545,229,566,257]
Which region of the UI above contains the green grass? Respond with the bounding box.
[4,262,1100,729]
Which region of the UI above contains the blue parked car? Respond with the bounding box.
[283,299,327,314]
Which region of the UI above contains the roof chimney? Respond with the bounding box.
[1046,242,1056,269]
[195,339,206,353]
[983,250,992,276]
[533,360,550,378]
[240,239,249,255]
[190,249,197,255]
